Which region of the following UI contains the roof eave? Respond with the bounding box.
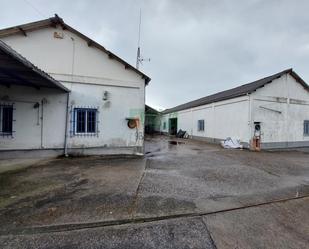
[64,24,151,85]
[0,15,151,85]
[290,70,309,91]
[0,40,70,92]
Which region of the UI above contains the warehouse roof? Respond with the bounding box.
[0,14,151,85]
[0,40,69,92]
[146,105,160,114]
[162,69,308,114]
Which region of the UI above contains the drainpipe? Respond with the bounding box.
[40,100,44,148]
[142,80,146,155]
[64,92,70,156]
[248,93,252,149]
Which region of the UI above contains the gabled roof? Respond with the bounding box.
[0,40,69,92]
[0,15,151,85]
[162,69,309,114]
[145,105,160,115]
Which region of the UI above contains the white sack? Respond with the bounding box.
[220,137,243,149]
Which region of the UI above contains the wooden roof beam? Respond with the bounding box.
[87,40,93,47]
[18,27,27,37]
[0,68,40,90]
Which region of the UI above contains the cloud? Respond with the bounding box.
[1,0,309,110]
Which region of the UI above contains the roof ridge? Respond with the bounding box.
[230,68,292,88]
[163,68,306,114]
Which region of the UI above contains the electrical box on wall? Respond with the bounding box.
[254,122,261,136]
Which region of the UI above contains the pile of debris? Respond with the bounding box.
[176,129,189,138]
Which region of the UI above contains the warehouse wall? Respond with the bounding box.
[161,73,309,149]
[161,95,251,146]
[251,74,309,148]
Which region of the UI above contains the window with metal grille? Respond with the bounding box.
[0,104,14,136]
[74,108,98,134]
[197,119,205,131]
[163,122,166,130]
[304,120,309,136]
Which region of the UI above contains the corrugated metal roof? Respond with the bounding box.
[0,40,69,92]
[162,69,309,114]
[0,14,151,85]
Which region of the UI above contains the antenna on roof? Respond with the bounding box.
[136,9,150,70]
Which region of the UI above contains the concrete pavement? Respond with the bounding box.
[0,135,309,248]
[1,197,308,249]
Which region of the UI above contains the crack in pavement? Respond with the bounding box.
[200,217,218,249]
[128,158,148,217]
[1,195,308,236]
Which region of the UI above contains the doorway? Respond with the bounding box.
[169,118,177,135]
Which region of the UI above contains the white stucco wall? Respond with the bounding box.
[251,74,309,147]
[1,26,143,83]
[64,82,145,148]
[0,24,147,154]
[0,85,67,150]
[161,95,251,144]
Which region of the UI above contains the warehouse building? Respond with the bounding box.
[145,105,161,134]
[161,69,309,150]
[0,15,150,158]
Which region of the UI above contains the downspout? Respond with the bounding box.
[190,108,193,139]
[142,79,146,155]
[63,35,75,156]
[40,100,44,148]
[285,74,290,148]
[248,93,252,149]
[64,92,70,156]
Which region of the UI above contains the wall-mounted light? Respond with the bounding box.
[103,91,109,101]
[33,102,40,109]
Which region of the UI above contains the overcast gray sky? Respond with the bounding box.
[1,0,309,110]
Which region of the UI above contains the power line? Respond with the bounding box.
[23,0,48,18]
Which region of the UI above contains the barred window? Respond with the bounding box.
[74,108,98,134]
[197,119,205,131]
[86,109,96,133]
[1,104,14,136]
[304,120,309,136]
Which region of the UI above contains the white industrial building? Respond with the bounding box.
[0,15,150,158]
[161,69,309,150]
